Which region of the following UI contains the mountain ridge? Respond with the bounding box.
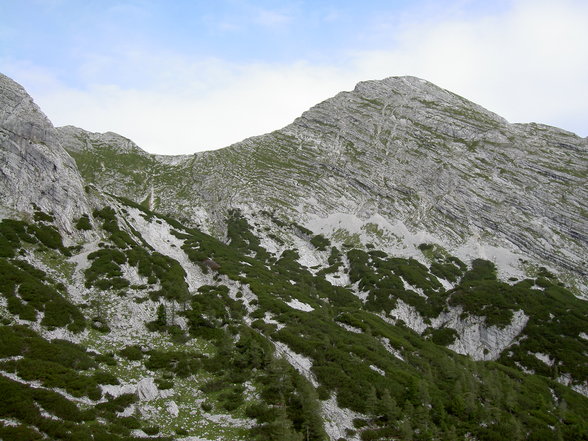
[56,75,588,294]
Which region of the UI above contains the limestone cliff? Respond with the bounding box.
[0,74,91,234]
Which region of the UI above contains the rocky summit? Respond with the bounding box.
[0,72,587,441]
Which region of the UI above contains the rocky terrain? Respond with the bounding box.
[0,75,91,234]
[58,76,587,294]
[0,72,587,441]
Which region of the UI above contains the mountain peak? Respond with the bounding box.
[353,75,431,91]
[58,125,148,155]
[0,74,90,233]
[0,73,55,144]
[291,75,508,150]
[351,75,508,125]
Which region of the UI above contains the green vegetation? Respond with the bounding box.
[33,209,55,223]
[310,234,331,251]
[119,344,144,361]
[184,285,245,341]
[444,259,588,381]
[1,198,587,441]
[427,327,458,346]
[0,325,172,440]
[227,209,265,257]
[85,247,130,290]
[0,218,69,256]
[418,243,466,283]
[347,248,445,317]
[317,246,343,276]
[85,207,190,306]
[172,211,588,440]
[75,214,92,230]
[0,236,85,331]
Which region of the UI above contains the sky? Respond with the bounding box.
[1,0,587,155]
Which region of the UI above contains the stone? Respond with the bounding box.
[166,400,179,417]
[136,377,158,401]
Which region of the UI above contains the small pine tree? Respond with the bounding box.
[295,376,328,441]
[399,418,413,441]
[265,406,303,441]
[156,303,167,327]
[365,386,379,416]
[380,389,400,423]
[444,425,458,441]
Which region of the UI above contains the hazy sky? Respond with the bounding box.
[1,0,587,154]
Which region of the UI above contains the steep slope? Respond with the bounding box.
[59,76,588,293]
[1,73,588,441]
[0,74,91,234]
[1,196,587,441]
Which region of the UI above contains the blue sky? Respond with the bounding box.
[1,0,587,154]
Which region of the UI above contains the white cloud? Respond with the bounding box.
[9,60,351,154]
[206,5,294,33]
[255,9,293,27]
[3,0,587,155]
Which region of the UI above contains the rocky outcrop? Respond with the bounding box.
[387,300,530,361]
[136,377,159,401]
[445,309,529,361]
[0,74,91,233]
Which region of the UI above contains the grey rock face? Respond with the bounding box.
[0,75,54,143]
[277,77,587,278]
[58,125,147,155]
[60,76,587,287]
[445,310,529,361]
[0,74,91,233]
[387,300,529,361]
